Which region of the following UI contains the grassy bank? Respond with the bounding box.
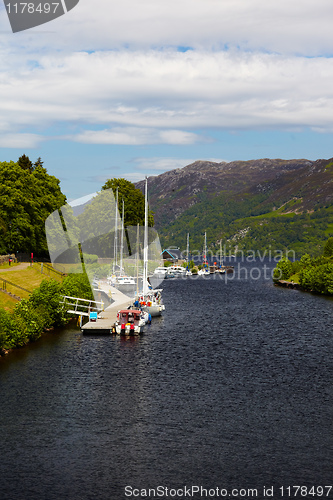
[0,265,56,310]
[0,268,93,354]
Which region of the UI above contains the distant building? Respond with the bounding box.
[161,247,185,264]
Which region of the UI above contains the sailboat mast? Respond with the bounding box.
[204,231,207,267]
[143,177,148,294]
[120,198,124,273]
[220,239,222,267]
[136,223,140,296]
[187,233,190,265]
[114,187,118,270]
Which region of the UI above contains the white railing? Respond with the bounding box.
[60,295,104,317]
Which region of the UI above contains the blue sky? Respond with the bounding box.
[1,0,333,203]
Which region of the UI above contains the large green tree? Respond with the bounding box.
[0,159,66,256]
[102,178,154,227]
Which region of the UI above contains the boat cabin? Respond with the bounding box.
[116,309,143,335]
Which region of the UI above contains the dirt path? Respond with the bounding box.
[0,262,31,273]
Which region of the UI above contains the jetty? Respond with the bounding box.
[81,285,134,334]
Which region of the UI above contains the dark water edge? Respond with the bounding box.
[0,259,332,500]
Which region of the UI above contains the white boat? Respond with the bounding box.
[107,274,137,294]
[139,177,165,317]
[198,267,210,276]
[153,266,168,278]
[185,233,192,275]
[214,239,226,273]
[138,289,165,317]
[167,265,186,277]
[114,309,145,336]
[116,275,136,293]
[199,231,210,275]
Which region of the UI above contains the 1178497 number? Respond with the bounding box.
[5,3,60,14]
[280,486,332,497]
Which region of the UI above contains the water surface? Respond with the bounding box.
[1,260,332,499]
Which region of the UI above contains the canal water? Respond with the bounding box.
[0,259,332,500]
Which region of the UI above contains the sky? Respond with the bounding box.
[1,0,333,203]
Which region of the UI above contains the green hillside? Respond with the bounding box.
[137,157,333,257]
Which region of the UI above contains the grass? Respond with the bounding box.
[0,265,62,312]
[0,292,19,312]
[234,211,296,224]
[288,273,300,284]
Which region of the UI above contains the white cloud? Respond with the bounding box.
[2,0,333,56]
[132,157,225,172]
[72,127,203,145]
[1,0,333,150]
[0,133,44,148]
[1,49,333,142]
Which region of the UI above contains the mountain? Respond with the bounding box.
[136,157,333,257]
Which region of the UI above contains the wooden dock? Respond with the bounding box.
[81,285,134,334]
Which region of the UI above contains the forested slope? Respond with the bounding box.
[136,157,333,256]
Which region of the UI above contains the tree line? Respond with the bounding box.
[273,238,333,295]
[0,156,150,259]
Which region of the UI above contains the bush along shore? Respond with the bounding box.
[273,238,333,295]
[0,273,94,355]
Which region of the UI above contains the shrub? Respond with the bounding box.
[273,257,293,281]
[28,279,65,327]
[61,273,94,300]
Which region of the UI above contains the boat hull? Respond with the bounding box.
[141,304,165,317]
[115,324,142,336]
[116,283,137,294]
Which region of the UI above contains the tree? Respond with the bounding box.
[323,237,333,257]
[273,257,293,281]
[34,157,44,168]
[0,160,66,255]
[102,178,154,227]
[17,154,33,173]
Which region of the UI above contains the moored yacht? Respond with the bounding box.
[138,289,165,317]
[167,265,186,277]
[153,266,168,279]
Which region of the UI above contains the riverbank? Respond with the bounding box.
[0,272,93,355]
[275,280,302,290]
[273,239,333,296]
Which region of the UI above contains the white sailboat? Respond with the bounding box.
[215,239,226,274]
[107,196,137,294]
[198,232,210,275]
[116,199,136,293]
[185,232,192,276]
[139,177,165,317]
